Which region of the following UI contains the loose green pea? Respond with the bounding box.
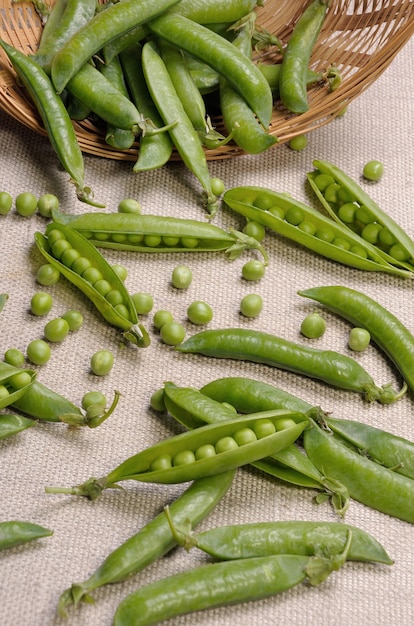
[0,191,13,215]
[288,134,307,151]
[195,444,216,460]
[215,436,238,454]
[240,294,263,318]
[90,350,114,376]
[118,198,141,214]
[153,309,174,330]
[173,450,196,466]
[81,391,107,411]
[187,301,213,325]
[37,193,59,218]
[36,264,60,286]
[27,339,51,365]
[15,192,37,217]
[44,317,70,342]
[171,265,193,289]
[112,264,128,281]
[4,348,25,367]
[242,260,266,281]
[150,388,166,413]
[30,291,53,316]
[348,327,371,352]
[363,160,384,181]
[132,292,154,315]
[243,221,266,242]
[160,321,186,346]
[61,309,83,331]
[210,177,225,196]
[300,313,326,339]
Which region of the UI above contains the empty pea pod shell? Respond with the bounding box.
[34,223,149,347]
[223,186,413,278]
[0,414,36,440]
[0,361,36,410]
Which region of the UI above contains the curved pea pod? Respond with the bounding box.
[0,362,36,410]
[168,517,393,565]
[223,186,413,278]
[298,285,414,394]
[45,410,308,499]
[0,414,36,440]
[0,520,53,551]
[308,159,414,273]
[52,211,268,262]
[176,328,406,404]
[303,418,414,524]
[34,223,150,347]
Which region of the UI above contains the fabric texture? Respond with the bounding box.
[0,34,413,626]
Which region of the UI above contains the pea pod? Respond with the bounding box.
[0,361,36,410]
[298,285,414,393]
[168,0,259,23]
[45,410,308,499]
[53,210,267,261]
[98,56,136,150]
[0,414,36,440]
[57,471,235,617]
[176,328,406,403]
[0,293,7,313]
[34,223,149,347]
[167,515,393,565]
[0,520,53,551]
[308,159,414,273]
[303,418,414,523]
[223,185,413,278]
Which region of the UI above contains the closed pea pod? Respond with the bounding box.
[98,56,136,150]
[45,410,308,499]
[34,222,149,347]
[0,521,53,551]
[176,328,405,403]
[298,285,414,394]
[223,186,412,278]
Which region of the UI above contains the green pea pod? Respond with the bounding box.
[168,0,259,23]
[168,517,393,564]
[258,62,323,96]
[98,56,136,150]
[303,418,414,524]
[52,210,268,262]
[0,361,36,410]
[223,186,413,278]
[0,293,7,313]
[0,414,36,440]
[57,471,235,617]
[176,328,406,403]
[308,159,414,273]
[0,520,53,551]
[298,285,414,394]
[34,223,150,347]
[45,410,308,499]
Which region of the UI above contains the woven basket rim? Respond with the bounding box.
[0,0,413,161]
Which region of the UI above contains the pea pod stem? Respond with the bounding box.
[176,328,406,403]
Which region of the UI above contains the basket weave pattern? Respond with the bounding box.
[1,0,413,161]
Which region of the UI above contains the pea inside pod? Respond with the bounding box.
[34,223,149,347]
[45,410,308,499]
[0,361,36,410]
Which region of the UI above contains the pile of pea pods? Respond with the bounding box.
[0,0,336,212]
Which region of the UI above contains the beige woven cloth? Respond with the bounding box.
[1,35,414,626]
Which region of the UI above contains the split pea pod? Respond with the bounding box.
[176,328,405,403]
[45,410,308,499]
[298,285,414,393]
[308,159,414,273]
[0,361,36,410]
[57,471,235,617]
[0,520,53,551]
[53,210,268,261]
[303,418,414,523]
[50,0,181,93]
[34,222,150,347]
[279,0,330,113]
[223,186,413,278]
[0,40,100,207]
[0,414,36,440]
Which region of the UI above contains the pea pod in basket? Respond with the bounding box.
[0,361,36,410]
[52,211,268,261]
[45,409,308,499]
[34,223,150,347]
[223,186,413,278]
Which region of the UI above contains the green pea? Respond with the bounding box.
[114,304,131,320]
[37,193,59,218]
[52,238,72,259]
[15,191,37,217]
[94,279,112,296]
[254,193,274,211]
[60,247,81,268]
[128,233,144,244]
[132,292,154,315]
[94,231,111,241]
[30,291,53,316]
[285,206,304,226]
[44,317,70,342]
[171,265,193,289]
[187,301,213,325]
[298,220,316,236]
[240,294,263,318]
[337,186,356,204]
[215,436,238,454]
[150,388,166,413]
[314,173,335,191]
[378,228,396,248]
[242,260,266,281]
[275,417,297,430]
[233,427,257,446]
[160,321,186,346]
[349,245,368,258]
[348,327,371,352]
[82,267,103,283]
[0,385,9,401]
[72,256,92,275]
[150,454,172,472]
[314,227,334,243]
[181,237,199,249]
[288,134,307,151]
[106,289,123,307]
[243,221,266,242]
[324,182,341,204]
[268,206,285,219]
[36,264,60,286]
[111,234,128,244]
[355,205,373,224]
[253,419,276,439]
[361,222,382,244]
[8,371,32,390]
[4,348,25,367]
[118,198,141,214]
[195,444,216,460]
[337,203,357,223]
[162,235,180,247]
[27,339,51,365]
[173,450,196,466]
[389,244,410,262]
[363,160,384,181]
[144,234,162,247]
[300,313,326,339]
[47,228,65,246]
[61,309,83,331]
[0,191,13,215]
[153,309,174,330]
[112,264,128,281]
[332,237,351,251]
[90,350,114,376]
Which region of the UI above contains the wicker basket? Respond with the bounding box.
[0,0,413,161]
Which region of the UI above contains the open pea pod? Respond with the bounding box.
[0,362,36,410]
[308,159,414,274]
[52,211,268,261]
[45,410,308,499]
[34,223,150,347]
[223,186,412,278]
